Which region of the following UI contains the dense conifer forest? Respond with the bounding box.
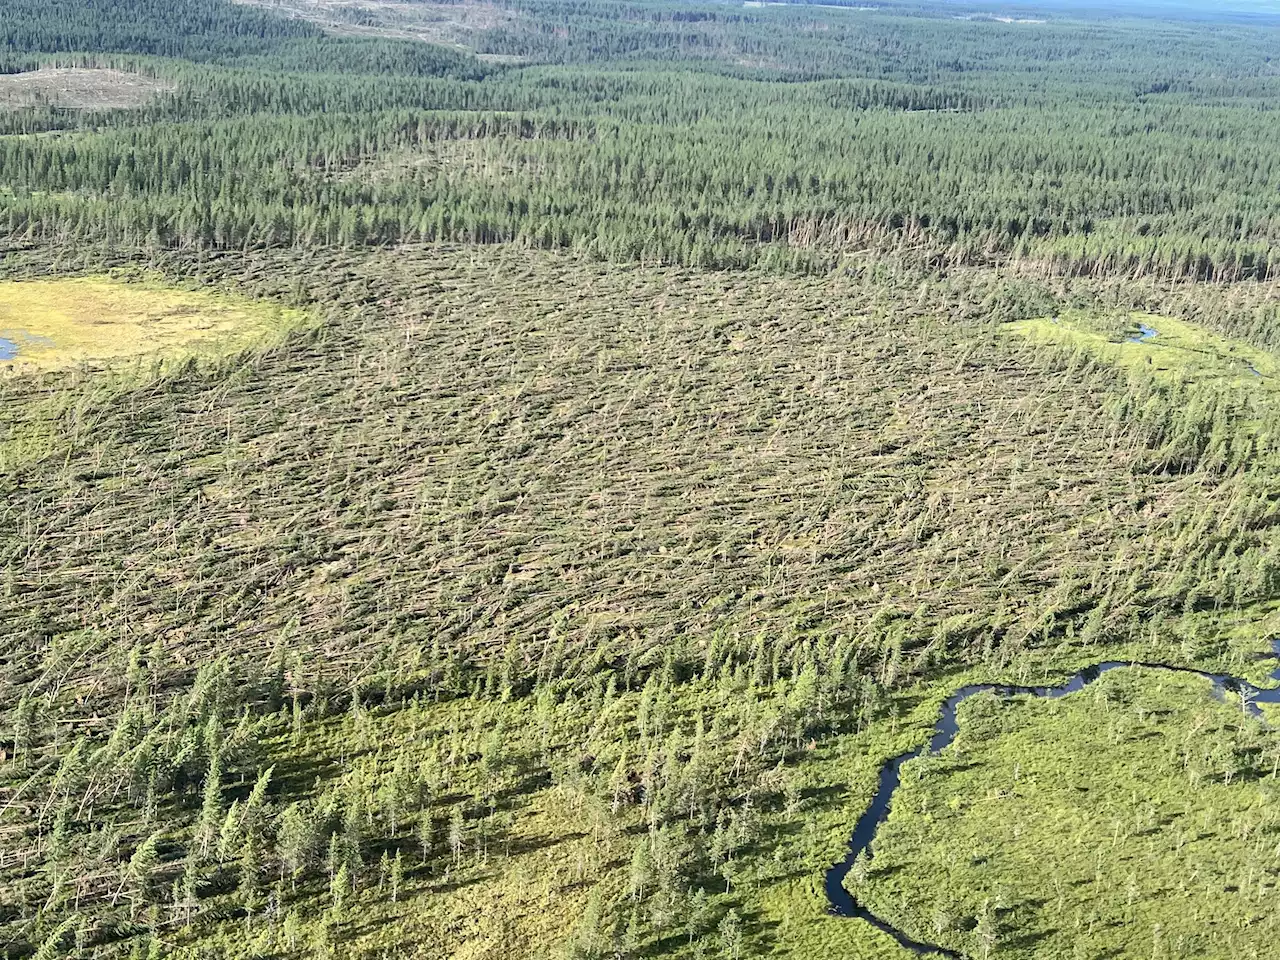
[3,0,1280,277]
[5,2,1280,959]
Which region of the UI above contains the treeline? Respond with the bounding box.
[0,0,493,81]
[2,81,1279,278]
[224,38,497,81]
[478,0,1280,90]
[3,0,1280,277]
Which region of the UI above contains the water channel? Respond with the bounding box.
[825,644,1280,955]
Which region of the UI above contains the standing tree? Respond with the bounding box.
[718,909,743,960]
[196,750,223,859]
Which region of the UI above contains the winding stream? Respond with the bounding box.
[0,337,16,360]
[824,645,1280,956]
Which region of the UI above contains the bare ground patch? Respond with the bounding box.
[231,0,519,49]
[0,68,173,111]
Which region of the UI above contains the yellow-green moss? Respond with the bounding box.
[0,275,305,370]
[1008,311,1280,394]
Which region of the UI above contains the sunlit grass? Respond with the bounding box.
[1008,311,1280,394]
[858,668,1280,959]
[0,275,306,370]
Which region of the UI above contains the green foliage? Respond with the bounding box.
[0,0,319,61]
[1,2,1280,275]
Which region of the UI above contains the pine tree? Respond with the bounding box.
[417,810,435,867]
[239,838,263,918]
[448,807,465,867]
[11,696,37,759]
[117,831,161,913]
[196,750,223,859]
[718,909,743,960]
[330,862,350,920]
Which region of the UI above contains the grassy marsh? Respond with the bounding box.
[1008,312,1280,396]
[860,668,1280,959]
[0,275,305,370]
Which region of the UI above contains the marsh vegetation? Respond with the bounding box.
[0,276,304,370]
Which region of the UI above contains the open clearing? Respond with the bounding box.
[0,68,173,111]
[0,276,304,369]
[1008,311,1280,394]
[230,0,516,48]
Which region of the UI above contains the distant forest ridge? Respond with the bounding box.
[2,0,1280,281]
[775,0,1280,23]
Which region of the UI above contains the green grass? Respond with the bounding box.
[1007,311,1280,396]
[858,668,1280,959]
[157,694,634,960]
[0,272,310,472]
[97,668,963,960]
[0,274,306,370]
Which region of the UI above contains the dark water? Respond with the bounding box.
[825,645,1280,955]
[0,337,16,360]
[1128,323,1159,343]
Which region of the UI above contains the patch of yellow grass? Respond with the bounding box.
[0,276,305,370]
[1007,311,1280,394]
